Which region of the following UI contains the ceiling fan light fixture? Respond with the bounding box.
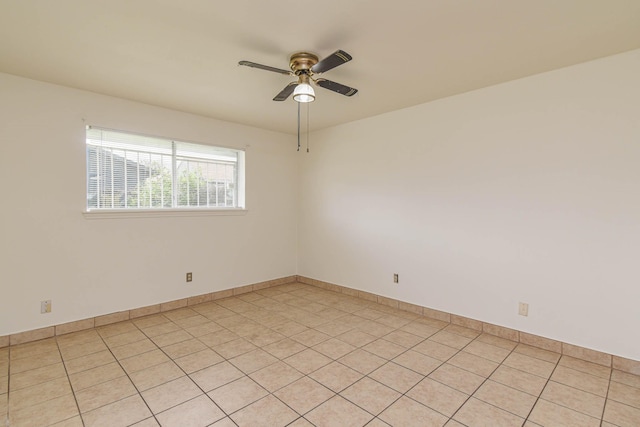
[293,83,315,103]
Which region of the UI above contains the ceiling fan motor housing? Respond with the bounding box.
[290,52,319,75]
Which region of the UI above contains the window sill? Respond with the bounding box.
[83,208,248,219]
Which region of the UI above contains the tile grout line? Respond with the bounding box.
[520,349,563,424]
[88,321,168,425]
[441,333,521,425]
[127,311,235,425]
[53,337,85,427]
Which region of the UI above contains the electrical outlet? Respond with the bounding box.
[186,272,192,282]
[393,273,399,283]
[41,300,52,314]
[518,302,529,317]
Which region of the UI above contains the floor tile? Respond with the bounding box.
[120,349,170,374]
[174,348,224,374]
[406,377,468,417]
[463,340,511,363]
[412,340,459,361]
[249,360,303,392]
[502,352,556,378]
[109,339,157,360]
[274,376,335,414]
[309,361,363,392]
[284,348,332,374]
[382,330,424,348]
[9,393,79,427]
[490,364,548,396]
[429,331,472,350]
[315,320,354,337]
[603,399,640,427]
[473,379,537,418]
[97,322,138,338]
[10,362,67,391]
[156,394,224,427]
[528,398,600,427]
[443,324,481,339]
[8,376,72,412]
[608,379,640,409]
[189,361,244,392]
[230,395,298,427]
[210,337,257,359]
[429,363,485,394]
[550,364,609,397]
[400,322,441,339]
[244,330,286,347]
[448,351,499,377]
[357,321,395,338]
[103,330,147,347]
[339,348,387,375]
[513,343,561,364]
[336,329,378,347]
[228,348,278,374]
[379,395,448,426]
[341,376,401,415]
[75,375,137,412]
[306,395,374,427]
[207,376,268,413]
[392,349,442,375]
[291,329,331,347]
[129,360,184,391]
[362,339,406,360]
[161,338,207,359]
[541,380,605,418]
[558,355,611,379]
[612,370,640,389]
[313,338,357,359]
[453,397,524,427]
[262,337,306,359]
[10,350,62,374]
[184,321,224,337]
[198,330,240,347]
[271,321,309,337]
[369,362,423,393]
[82,394,152,427]
[68,362,126,392]
[141,376,202,414]
[64,350,115,375]
[475,333,518,351]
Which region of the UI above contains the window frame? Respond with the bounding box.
[83,126,247,218]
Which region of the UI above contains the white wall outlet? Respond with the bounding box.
[518,302,529,317]
[41,300,52,314]
[393,273,399,283]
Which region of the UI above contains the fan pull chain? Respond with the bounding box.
[297,102,301,152]
[306,102,310,153]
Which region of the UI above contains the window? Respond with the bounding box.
[86,127,245,211]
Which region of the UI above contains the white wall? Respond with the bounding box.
[298,49,640,360]
[0,73,298,336]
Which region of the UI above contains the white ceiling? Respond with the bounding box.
[1,1,639,134]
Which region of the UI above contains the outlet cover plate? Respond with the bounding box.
[518,302,529,316]
[41,300,52,314]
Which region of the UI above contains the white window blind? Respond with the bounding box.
[86,127,244,210]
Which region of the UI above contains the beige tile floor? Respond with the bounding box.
[2,282,640,427]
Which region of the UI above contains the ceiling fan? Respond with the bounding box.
[238,50,358,103]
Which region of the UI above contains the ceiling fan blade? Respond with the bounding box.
[315,78,358,97]
[273,82,298,101]
[311,50,352,74]
[238,60,292,76]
